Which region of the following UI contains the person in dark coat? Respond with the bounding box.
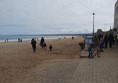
[31,38,36,53]
[40,37,45,48]
[108,33,114,48]
[104,33,109,48]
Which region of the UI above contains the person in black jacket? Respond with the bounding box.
[40,37,45,48]
[104,33,109,48]
[31,38,36,53]
[108,33,114,48]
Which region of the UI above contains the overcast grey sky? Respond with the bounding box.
[0,0,117,35]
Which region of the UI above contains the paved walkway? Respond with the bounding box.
[21,46,118,83]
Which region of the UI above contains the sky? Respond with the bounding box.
[0,0,117,35]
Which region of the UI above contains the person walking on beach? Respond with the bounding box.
[6,39,8,42]
[49,44,52,51]
[31,38,36,53]
[40,37,45,48]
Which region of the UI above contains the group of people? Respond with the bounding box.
[31,37,52,53]
[5,39,8,42]
[103,32,118,48]
[18,38,22,43]
[88,32,118,58]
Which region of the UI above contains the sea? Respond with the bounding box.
[0,34,80,42]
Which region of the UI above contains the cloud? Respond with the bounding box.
[0,0,117,34]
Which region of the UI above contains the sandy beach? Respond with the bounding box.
[0,37,83,83]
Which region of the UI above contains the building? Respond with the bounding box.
[114,0,118,32]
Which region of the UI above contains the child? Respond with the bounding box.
[88,42,94,58]
[49,44,52,51]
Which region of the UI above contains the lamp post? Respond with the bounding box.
[92,13,95,36]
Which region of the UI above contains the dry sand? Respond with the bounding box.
[0,37,83,83]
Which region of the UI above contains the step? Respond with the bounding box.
[80,50,88,58]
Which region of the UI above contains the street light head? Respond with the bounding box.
[93,13,95,15]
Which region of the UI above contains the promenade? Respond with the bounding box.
[19,45,118,83]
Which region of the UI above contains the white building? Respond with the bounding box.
[114,0,118,32]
